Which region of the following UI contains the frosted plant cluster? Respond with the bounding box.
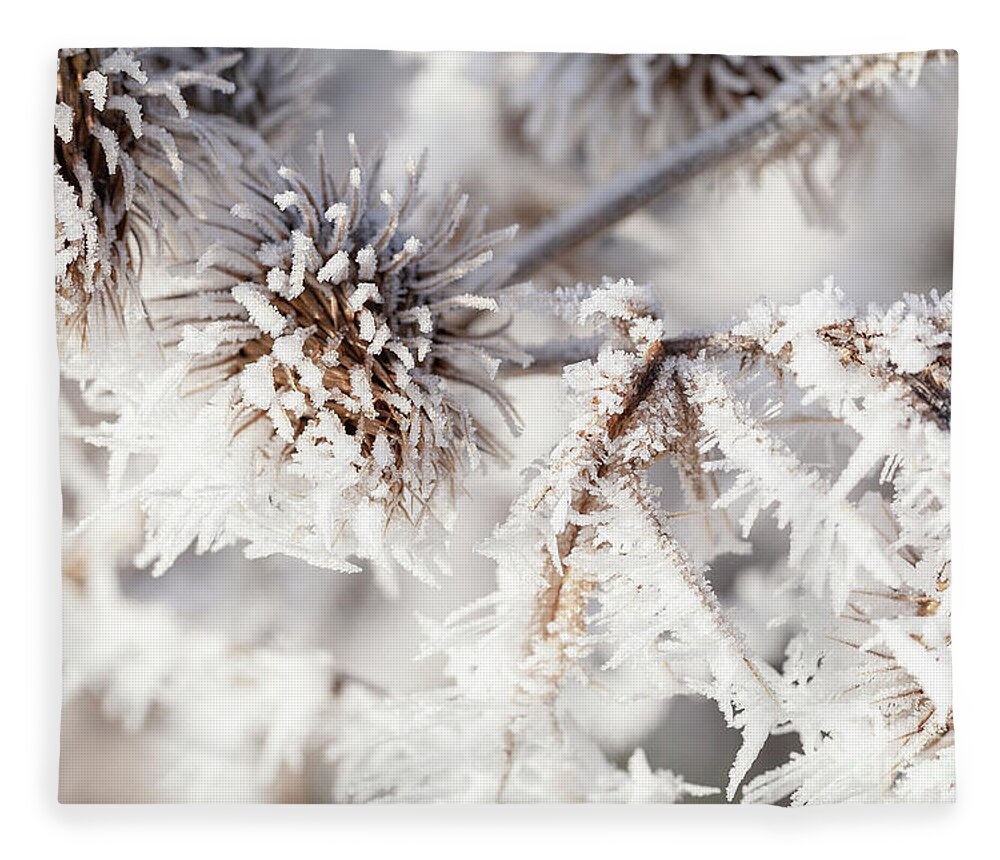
[55,49,955,803]
[88,132,522,591]
[328,279,952,803]
[54,49,250,367]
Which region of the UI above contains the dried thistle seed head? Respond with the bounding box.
[505,52,953,215]
[151,48,332,147]
[508,53,811,172]
[148,133,520,583]
[54,48,240,362]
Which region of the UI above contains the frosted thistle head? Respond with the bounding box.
[152,48,331,147]
[508,54,815,174]
[54,48,239,361]
[507,52,953,222]
[147,133,520,585]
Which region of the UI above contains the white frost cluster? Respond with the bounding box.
[60,396,344,801]
[336,277,952,803]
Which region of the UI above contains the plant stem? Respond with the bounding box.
[484,56,851,287]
